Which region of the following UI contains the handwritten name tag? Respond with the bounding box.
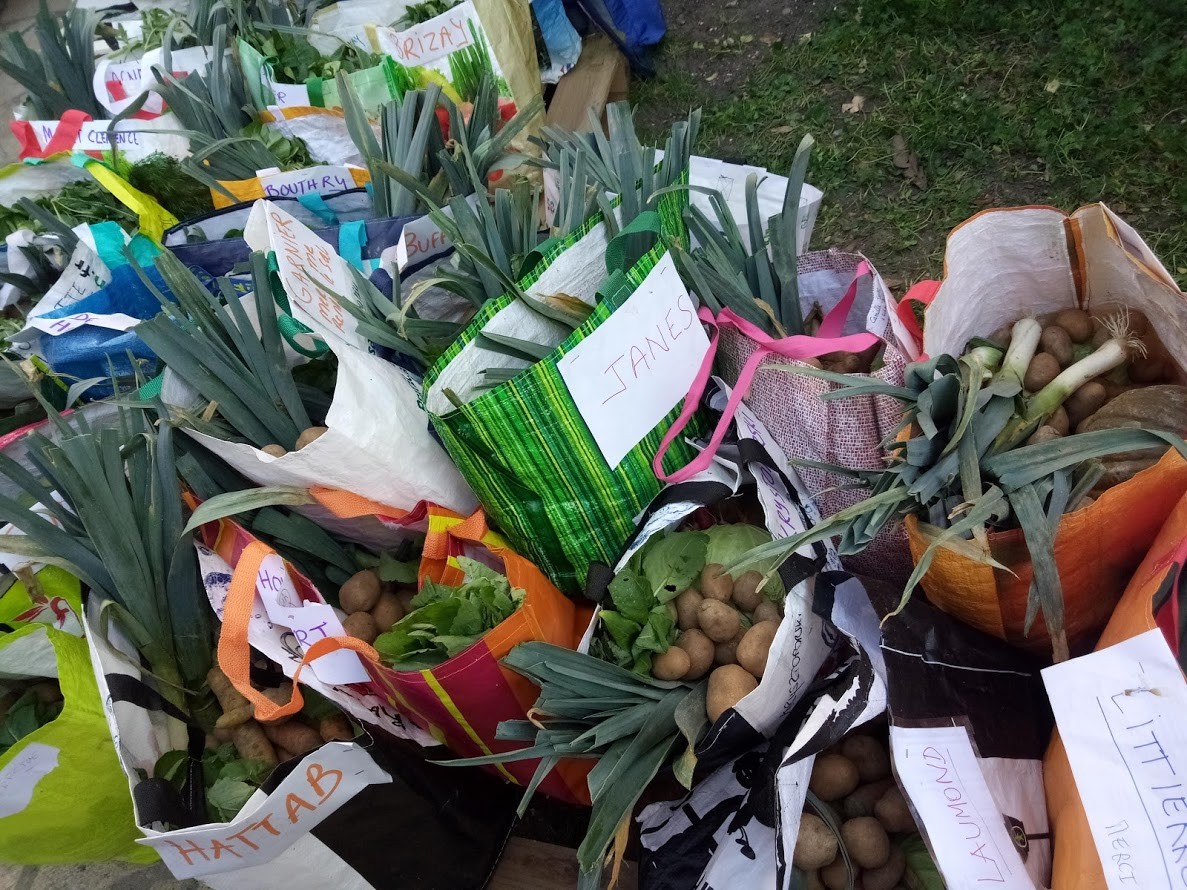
[1043,629,1187,890]
[259,166,354,199]
[891,724,1032,889]
[0,743,59,819]
[557,252,709,469]
[141,743,389,878]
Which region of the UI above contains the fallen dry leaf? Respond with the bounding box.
[771,124,794,134]
[1045,78,1061,93]
[841,94,866,113]
[890,134,927,190]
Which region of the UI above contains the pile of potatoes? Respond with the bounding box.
[337,569,416,644]
[208,666,354,768]
[650,563,784,724]
[793,728,918,890]
[260,425,329,458]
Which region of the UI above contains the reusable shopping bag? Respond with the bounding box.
[1044,488,1187,890]
[424,205,708,593]
[83,600,516,888]
[0,622,151,864]
[897,204,1187,653]
[656,251,915,581]
[167,199,476,547]
[214,503,594,805]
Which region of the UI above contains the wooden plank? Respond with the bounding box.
[489,837,639,890]
[546,35,629,133]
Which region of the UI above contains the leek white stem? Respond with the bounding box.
[1025,338,1129,422]
[995,318,1042,386]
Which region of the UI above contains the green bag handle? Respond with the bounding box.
[604,210,663,275]
[263,254,330,358]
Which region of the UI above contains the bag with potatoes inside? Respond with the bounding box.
[583,377,840,756]
[893,203,1187,655]
[637,571,901,890]
[200,502,594,805]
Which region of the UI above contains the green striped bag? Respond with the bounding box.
[422,207,705,593]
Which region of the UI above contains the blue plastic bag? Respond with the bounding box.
[37,263,174,396]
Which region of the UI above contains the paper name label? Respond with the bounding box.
[891,724,1032,888]
[259,166,354,199]
[142,743,389,878]
[0,743,59,818]
[28,120,172,161]
[22,311,141,338]
[1043,629,1187,889]
[557,252,710,469]
[250,201,362,350]
[378,1,480,67]
[267,79,311,108]
[255,553,304,623]
[254,555,368,685]
[280,603,371,686]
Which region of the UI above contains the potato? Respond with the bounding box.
[1064,381,1108,427]
[809,753,860,802]
[715,629,745,665]
[986,323,1013,348]
[731,571,765,612]
[676,628,715,679]
[395,588,417,614]
[698,598,741,643]
[1076,495,1095,510]
[369,591,405,633]
[792,813,839,870]
[841,816,890,869]
[842,778,897,819]
[1023,353,1061,392]
[874,786,915,833]
[863,845,906,890]
[824,353,862,374]
[1046,405,1070,436]
[1039,326,1074,367]
[1053,308,1093,343]
[707,664,758,722]
[753,600,781,624]
[653,645,691,680]
[30,681,62,704]
[319,714,353,742]
[295,426,329,449]
[700,563,734,602]
[339,570,381,613]
[675,589,703,630]
[342,611,378,644]
[803,868,826,890]
[1129,356,1165,383]
[737,620,778,678]
[840,734,891,782]
[1025,425,1061,446]
[264,720,323,756]
[820,855,854,890]
[261,443,288,457]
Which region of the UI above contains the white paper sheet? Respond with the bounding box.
[1043,629,1187,890]
[557,253,710,468]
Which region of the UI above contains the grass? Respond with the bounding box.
[633,0,1187,287]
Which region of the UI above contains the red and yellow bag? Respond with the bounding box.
[210,499,594,806]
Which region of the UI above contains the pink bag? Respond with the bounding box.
[656,251,918,579]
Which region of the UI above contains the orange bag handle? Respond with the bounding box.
[308,486,411,521]
[219,540,383,722]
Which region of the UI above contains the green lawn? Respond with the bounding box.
[634,0,1187,288]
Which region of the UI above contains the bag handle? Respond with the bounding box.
[220,540,383,722]
[605,210,663,274]
[894,278,940,349]
[653,262,882,484]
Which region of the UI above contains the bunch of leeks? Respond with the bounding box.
[729,326,1187,661]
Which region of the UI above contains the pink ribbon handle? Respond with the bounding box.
[653,263,881,485]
